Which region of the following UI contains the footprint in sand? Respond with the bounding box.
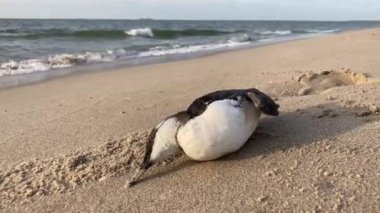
[297,69,371,95]
[258,69,374,97]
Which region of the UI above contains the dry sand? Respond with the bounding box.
[1,28,380,212]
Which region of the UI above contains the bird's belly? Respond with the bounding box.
[178,101,260,161]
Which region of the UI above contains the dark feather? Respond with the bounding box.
[186,88,279,117]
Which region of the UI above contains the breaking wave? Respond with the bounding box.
[0,39,250,77]
[0,28,237,39]
[149,28,234,38]
[138,40,249,57]
[0,52,114,77]
[0,27,342,40]
[259,30,292,36]
[125,28,154,37]
[0,21,344,78]
[292,29,341,34]
[257,29,341,36]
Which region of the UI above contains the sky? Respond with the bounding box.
[0,0,380,21]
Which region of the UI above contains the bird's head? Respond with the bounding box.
[246,89,279,116]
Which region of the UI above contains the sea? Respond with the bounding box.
[1,19,380,87]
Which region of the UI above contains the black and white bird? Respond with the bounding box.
[127,88,279,187]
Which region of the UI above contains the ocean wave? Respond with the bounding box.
[0,29,128,39]
[125,28,154,37]
[138,40,250,57]
[0,39,251,77]
[125,28,236,38]
[309,29,341,33]
[5,27,338,40]
[260,30,292,36]
[292,29,341,34]
[257,28,340,36]
[151,29,234,39]
[0,28,237,40]
[0,52,114,77]
[227,34,252,43]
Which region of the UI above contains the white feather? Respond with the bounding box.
[177,99,261,161]
[150,117,181,162]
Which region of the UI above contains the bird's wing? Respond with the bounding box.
[186,89,245,117]
[141,111,189,167]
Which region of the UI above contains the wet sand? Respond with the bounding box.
[1,28,380,212]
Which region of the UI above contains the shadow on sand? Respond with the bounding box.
[133,102,377,185]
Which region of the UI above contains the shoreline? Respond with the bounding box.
[0,31,351,90]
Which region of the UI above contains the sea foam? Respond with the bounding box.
[0,39,251,77]
[0,53,114,77]
[260,30,292,36]
[138,40,249,57]
[125,28,154,37]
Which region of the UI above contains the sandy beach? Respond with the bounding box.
[1,28,380,212]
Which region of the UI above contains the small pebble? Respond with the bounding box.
[321,70,332,75]
[326,96,337,101]
[348,196,356,203]
[257,195,268,202]
[264,170,276,177]
[298,87,313,96]
[369,104,379,113]
[333,203,343,211]
[299,188,307,193]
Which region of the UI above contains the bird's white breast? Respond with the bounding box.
[150,117,181,163]
[177,99,261,161]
